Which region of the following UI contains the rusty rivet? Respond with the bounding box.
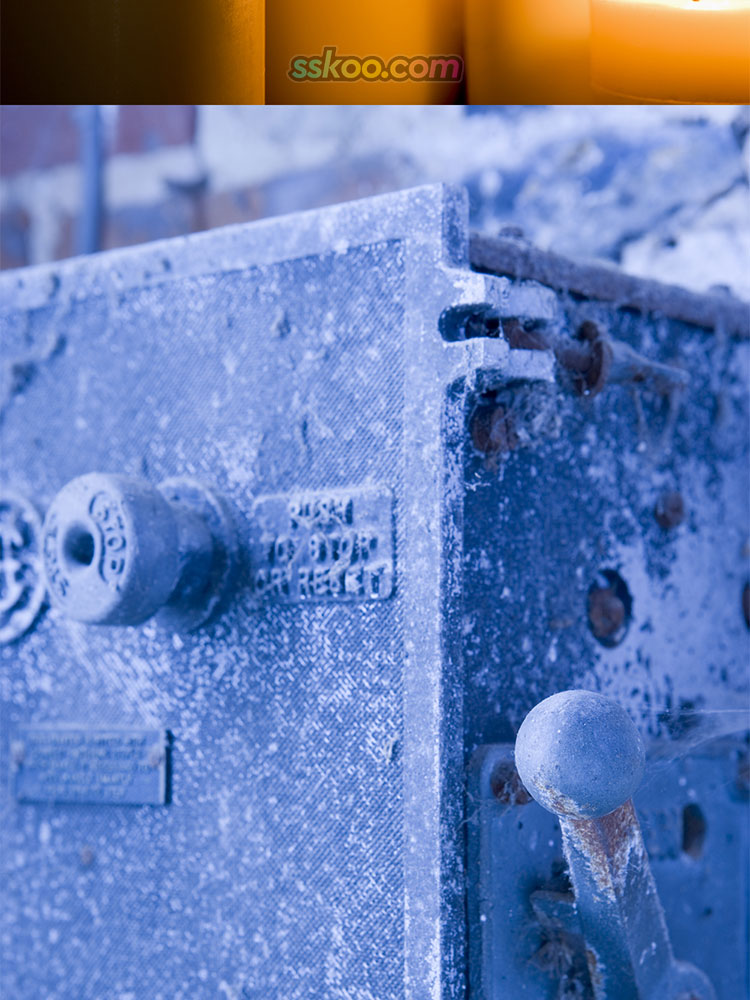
[80,845,95,867]
[556,321,613,398]
[578,320,600,344]
[654,491,685,530]
[587,570,632,648]
[502,319,551,351]
[470,402,519,456]
[490,760,533,805]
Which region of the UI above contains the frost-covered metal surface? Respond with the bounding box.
[1,181,748,998]
[462,293,750,750]
[462,211,749,999]
[0,184,565,999]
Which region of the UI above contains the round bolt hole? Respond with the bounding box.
[587,569,632,648]
[63,524,96,569]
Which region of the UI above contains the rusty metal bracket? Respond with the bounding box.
[469,232,750,341]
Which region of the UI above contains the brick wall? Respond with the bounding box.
[1,105,748,301]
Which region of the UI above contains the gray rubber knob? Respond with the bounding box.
[42,473,237,629]
[515,689,645,819]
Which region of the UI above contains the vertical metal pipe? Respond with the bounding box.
[76,105,103,256]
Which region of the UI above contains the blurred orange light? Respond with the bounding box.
[591,0,750,101]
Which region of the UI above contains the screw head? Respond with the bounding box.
[515,690,645,819]
[557,322,613,397]
[654,491,685,530]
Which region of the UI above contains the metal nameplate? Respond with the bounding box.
[249,486,394,603]
[11,726,168,805]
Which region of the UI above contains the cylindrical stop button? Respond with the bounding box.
[42,473,238,630]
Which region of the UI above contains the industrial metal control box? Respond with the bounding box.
[0,186,747,999]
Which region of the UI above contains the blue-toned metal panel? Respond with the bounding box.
[1,181,747,999]
[462,304,749,748]
[0,185,500,1000]
[1,245,406,999]
[460,270,749,998]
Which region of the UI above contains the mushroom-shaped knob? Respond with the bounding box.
[42,473,237,629]
[515,689,645,819]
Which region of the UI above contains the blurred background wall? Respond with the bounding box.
[1,104,748,301]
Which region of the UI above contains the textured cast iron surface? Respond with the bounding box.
[1,182,748,998]
[0,185,557,999]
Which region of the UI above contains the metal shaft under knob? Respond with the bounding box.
[515,690,715,1000]
[42,473,238,630]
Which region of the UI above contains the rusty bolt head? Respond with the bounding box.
[578,337,613,397]
[556,322,613,398]
[654,491,685,530]
[578,320,600,344]
[470,402,519,456]
[502,319,551,352]
[490,760,533,805]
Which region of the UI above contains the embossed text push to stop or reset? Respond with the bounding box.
[248,487,394,603]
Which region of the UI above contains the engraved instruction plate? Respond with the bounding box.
[11,726,168,805]
[249,486,394,603]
